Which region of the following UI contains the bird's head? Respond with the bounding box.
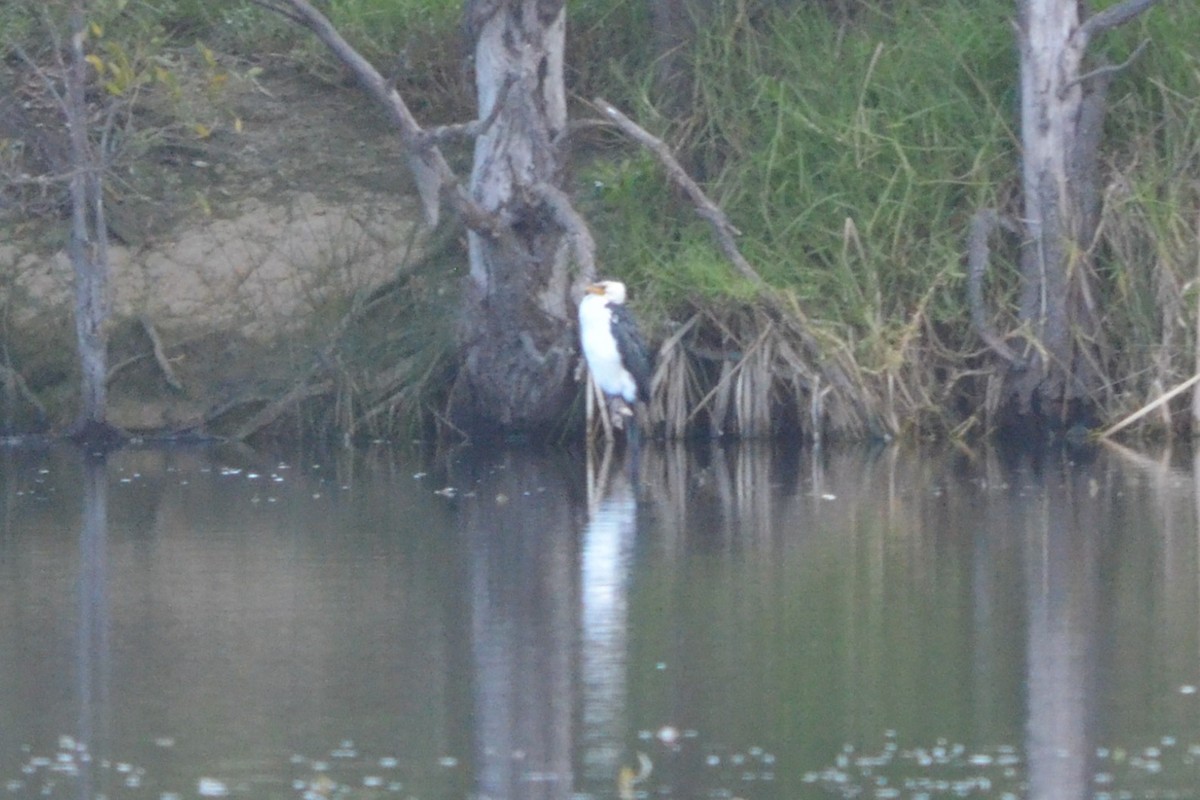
[585,280,627,304]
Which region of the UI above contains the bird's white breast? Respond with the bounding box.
[579,294,638,402]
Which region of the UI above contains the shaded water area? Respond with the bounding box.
[2,439,1200,800]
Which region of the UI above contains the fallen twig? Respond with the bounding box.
[1097,372,1200,440]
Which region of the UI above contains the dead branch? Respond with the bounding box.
[533,181,596,279]
[1063,39,1150,94]
[139,315,183,391]
[250,0,498,234]
[420,76,514,146]
[230,379,334,441]
[967,209,1026,369]
[0,364,48,422]
[1076,0,1164,44]
[593,98,764,286]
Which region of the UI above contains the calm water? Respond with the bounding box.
[1,440,1199,800]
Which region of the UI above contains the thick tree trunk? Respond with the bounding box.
[453,0,579,435]
[1009,0,1097,426]
[256,0,595,438]
[1005,0,1161,433]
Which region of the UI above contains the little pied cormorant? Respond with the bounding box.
[579,281,652,413]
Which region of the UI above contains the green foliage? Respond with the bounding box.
[1085,3,1200,414]
[568,0,656,94]
[584,0,1022,364]
[567,0,1195,434]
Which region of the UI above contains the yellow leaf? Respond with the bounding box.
[89,21,103,38]
[103,80,122,96]
[233,116,243,134]
[198,43,216,68]
[192,123,212,139]
[84,54,106,74]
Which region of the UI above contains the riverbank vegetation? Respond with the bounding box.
[2,0,1198,443]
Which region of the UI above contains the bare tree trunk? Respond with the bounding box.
[1011,0,1094,423]
[1006,0,1161,432]
[63,0,116,443]
[254,0,597,438]
[452,0,581,435]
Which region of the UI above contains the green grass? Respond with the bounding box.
[588,0,1019,316]
[578,0,1200,432]
[1088,2,1200,415]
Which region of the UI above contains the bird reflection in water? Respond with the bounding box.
[464,445,640,800]
[580,450,638,795]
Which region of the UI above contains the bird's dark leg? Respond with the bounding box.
[607,396,634,431]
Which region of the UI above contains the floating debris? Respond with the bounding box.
[330,741,358,759]
[197,777,229,796]
[656,726,680,745]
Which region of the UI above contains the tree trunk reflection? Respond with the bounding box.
[460,450,581,800]
[77,453,111,799]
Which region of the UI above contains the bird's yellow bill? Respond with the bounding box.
[584,283,607,295]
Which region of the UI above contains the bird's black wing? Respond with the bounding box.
[610,302,653,403]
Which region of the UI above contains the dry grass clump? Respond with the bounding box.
[647,297,868,441]
[1089,81,1200,437]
